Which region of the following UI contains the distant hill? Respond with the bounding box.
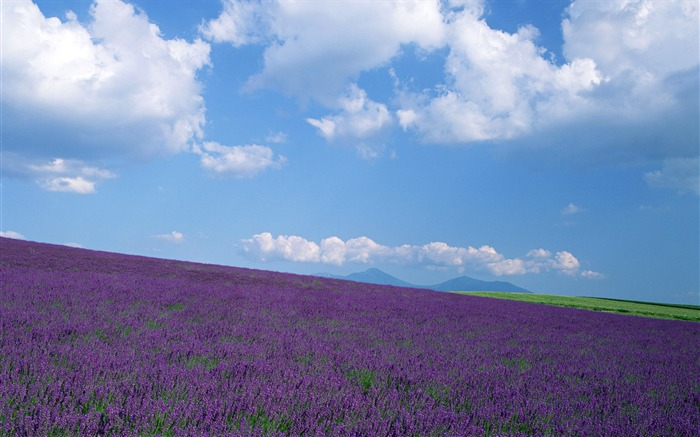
[322,268,530,293]
[432,276,529,293]
[345,268,415,288]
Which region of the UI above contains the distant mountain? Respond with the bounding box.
[316,269,413,287]
[345,268,415,288]
[432,276,530,293]
[323,268,530,293]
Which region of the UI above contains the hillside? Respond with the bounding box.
[1,237,698,435]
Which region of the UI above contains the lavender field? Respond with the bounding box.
[1,237,698,436]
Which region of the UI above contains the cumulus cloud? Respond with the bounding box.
[644,157,699,196]
[203,0,697,172]
[203,0,443,156]
[193,142,285,178]
[307,84,393,158]
[2,0,210,169]
[398,0,698,165]
[242,233,320,263]
[204,0,446,99]
[562,0,698,77]
[241,232,599,278]
[199,0,270,46]
[0,231,26,240]
[553,251,580,275]
[155,231,185,244]
[397,5,603,143]
[307,85,392,141]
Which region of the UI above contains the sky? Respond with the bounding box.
[1,0,698,304]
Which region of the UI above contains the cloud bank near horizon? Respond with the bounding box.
[241,232,603,279]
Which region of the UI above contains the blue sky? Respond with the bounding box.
[1,0,698,304]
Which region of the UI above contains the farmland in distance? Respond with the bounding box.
[1,237,699,436]
[457,292,700,322]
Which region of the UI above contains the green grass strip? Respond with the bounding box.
[456,292,700,322]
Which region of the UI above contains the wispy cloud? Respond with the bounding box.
[155,231,185,244]
[265,132,288,144]
[0,231,26,240]
[31,158,115,194]
[193,142,285,178]
[645,157,699,196]
[562,203,584,216]
[581,270,605,280]
[2,155,115,194]
[241,232,601,278]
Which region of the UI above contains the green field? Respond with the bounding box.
[457,292,700,322]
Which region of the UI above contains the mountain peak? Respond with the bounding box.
[433,276,529,293]
[345,268,414,288]
[330,269,530,293]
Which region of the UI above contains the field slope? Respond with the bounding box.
[2,237,699,436]
[457,291,700,322]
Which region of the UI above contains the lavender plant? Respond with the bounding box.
[1,237,698,436]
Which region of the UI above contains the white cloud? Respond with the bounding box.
[242,232,601,278]
[2,0,210,164]
[199,0,270,46]
[0,231,26,240]
[527,248,552,259]
[562,203,584,215]
[265,131,287,144]
[396,109,418,130]
[155,231,185,244]
[27,158,114,179]
[38,177,96,194]
[242,232,320,263]
[204,0,445,99]
[319,236,347,265]
[355,143,388,161]
[344,236,394,264]
[1,155,116,194]
[307,85,393,141]
[398,5,604,143]
[394,0,698,174]
[31,158,115,194]
[307,84,393,158]
[581,270,605,280]
[194,142,286,178]
[645,157,700,196]
[204,0,697,170]
[563,0,699,77]
[552,251,580,276]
